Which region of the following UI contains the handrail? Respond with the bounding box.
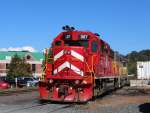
[84,56,96,84]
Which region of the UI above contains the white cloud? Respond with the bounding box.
[0,46,37,52]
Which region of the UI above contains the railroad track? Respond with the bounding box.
[47,103,76,113]
[3,89,116,113]
[1,86,148,113]
[2,102,45,113]
[0,87,127,113]
[1,101,77,113]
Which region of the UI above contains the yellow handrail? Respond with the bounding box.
[85,56,96,85]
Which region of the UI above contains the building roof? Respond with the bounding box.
[0,51,44,61]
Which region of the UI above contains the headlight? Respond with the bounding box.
[75,80,80,85]
[64,50,71,55]
[49,79,53,84]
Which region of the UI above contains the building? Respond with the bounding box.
[137,61,150,79]
[0,51,44,77]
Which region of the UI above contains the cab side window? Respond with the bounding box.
[91,41,98,52]
[101,43,105,53]
[101,42,108,54]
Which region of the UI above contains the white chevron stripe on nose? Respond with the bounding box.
[54,61,83,76]
[54,61,70,74]
[54,49,84,62]
[70,63,83,76]
[71,50,84,62]
[54,50,64,61]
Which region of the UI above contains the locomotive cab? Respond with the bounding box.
[52,32,89,78]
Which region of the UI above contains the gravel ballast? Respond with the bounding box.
[0,87,150,113]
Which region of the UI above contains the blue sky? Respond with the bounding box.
[0,0,150,55]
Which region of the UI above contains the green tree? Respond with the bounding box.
[7,54,32,79]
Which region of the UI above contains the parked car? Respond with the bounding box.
[0,80,10,89]
[0,77,6,81]
[27,77,39,87]
[5,79,16,88]
[17,77,39,87]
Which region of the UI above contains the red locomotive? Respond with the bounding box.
[39,26,128,102]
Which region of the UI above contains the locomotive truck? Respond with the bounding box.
[39,26,128,102]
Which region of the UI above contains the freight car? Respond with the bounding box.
[39,26,128,102]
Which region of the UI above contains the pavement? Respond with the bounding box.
[0,87,150,113]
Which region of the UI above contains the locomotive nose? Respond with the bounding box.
[53,47,85,77]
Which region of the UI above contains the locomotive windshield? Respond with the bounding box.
[55,41,61,46]
[64,41,88,48]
